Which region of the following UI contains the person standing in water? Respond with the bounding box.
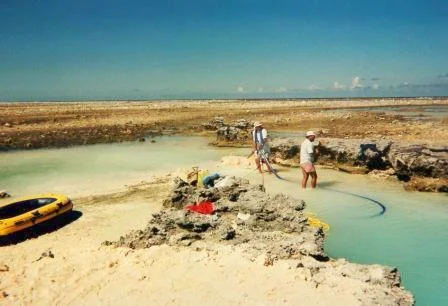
[300,131,319,188]
[252,121,272,174]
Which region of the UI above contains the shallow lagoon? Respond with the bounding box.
[1,136,447,305]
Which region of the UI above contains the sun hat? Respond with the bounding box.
[253,121,262,127]
[306,131,316,137]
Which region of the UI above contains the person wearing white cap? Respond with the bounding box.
[300,130,319,188]
[252,121,272,174]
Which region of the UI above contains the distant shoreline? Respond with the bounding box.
[1,96,447,103]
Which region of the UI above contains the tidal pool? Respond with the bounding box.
[1,136,447,305]
[238,168,448,306]
[0,136,244,198]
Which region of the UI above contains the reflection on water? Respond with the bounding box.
[1,136,447,305]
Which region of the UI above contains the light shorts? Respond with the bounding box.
[300,162,316,173]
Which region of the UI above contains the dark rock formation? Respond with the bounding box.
[201,117,252,145]
[318,138,392,170]
[269,138,301,166]
[388,144,448,180]
[269,137,447,192]
[201,116,226,130]
[270,137,392,170]
[0,191,11,198]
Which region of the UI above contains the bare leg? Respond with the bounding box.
[255,157,262,173]
[310,172,318,188]
[263,159,273,174]
[301,167,309,188]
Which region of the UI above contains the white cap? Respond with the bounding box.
[253,121,262,127]
[306,131,316,137]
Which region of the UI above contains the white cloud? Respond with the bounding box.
[333,81,346,90]
[258,87,264,92]
[237,86,244,92]
[372,84,379,90]
[350,76,363,90]
[308,84,319,91]
[276,87,288,93]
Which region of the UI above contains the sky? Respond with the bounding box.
[1,0,447,101]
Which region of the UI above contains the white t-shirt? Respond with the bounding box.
[300,138,315,164]
[252,128,267,144]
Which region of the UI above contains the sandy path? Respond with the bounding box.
[0,175,364,306]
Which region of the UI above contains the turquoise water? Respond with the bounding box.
[232,168,448,306]
[1,137,447,305]
[0,136,244,198]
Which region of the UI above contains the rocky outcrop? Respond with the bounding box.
[269,138,301,166]
[269,137,448,192]
[318,138,392,170]
[270,137,392,170]
[387,144,448,179]
[0,191,11,198]
[201,117,252,145]
[109,176,321,258]
[201,116,226,130]
[107,176,414,305]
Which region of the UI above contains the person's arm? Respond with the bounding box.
[313,140,320,160]
[261,129,268,149]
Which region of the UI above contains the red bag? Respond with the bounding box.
[185,201,214,215]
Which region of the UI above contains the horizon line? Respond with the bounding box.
[1,95,448,103]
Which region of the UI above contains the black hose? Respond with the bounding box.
[259,153,286,181]
[325,188,386,217]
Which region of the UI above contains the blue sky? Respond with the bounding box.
[1,0,447,100]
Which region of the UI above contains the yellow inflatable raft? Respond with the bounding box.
[0,194,73,237]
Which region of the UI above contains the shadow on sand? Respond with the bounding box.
[0,210,83,246]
